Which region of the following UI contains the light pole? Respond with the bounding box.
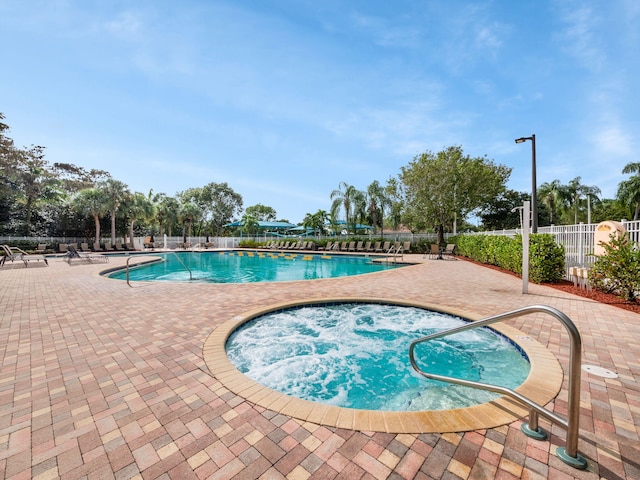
[515,134,537,233]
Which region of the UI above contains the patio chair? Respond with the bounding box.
[442,244,457,260]
[1,244,48,267]
[36,243,48,254]
[428,244,441,259]
[65,244,109,264]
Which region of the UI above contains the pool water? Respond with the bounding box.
[226,303,531,411]
[108,251,404,283]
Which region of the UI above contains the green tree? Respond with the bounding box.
[366,180,389,234]
[178,201,202,242]
[72,187,109,244]
[302,209,329,235]
[538,179,565,225]
[200,182,243,237]
[479,189,530,230]
[330,182,364,234]
[400,146,510,243]
[245,204,277,222]
[617,162,640,220]
[153,193,179,237]
[124,192,156,243]
[565,176,601,224]
[384,177,404,231]
[240,213,260,238]
[12,146,63,235]
[98,179,130,244]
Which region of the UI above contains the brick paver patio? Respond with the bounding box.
[0,252,638,479]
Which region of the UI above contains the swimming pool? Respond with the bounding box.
[225,302,530,411]
[106,250,405,283]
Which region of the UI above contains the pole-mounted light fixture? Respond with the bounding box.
[515,134,537,233]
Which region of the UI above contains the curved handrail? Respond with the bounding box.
[408,304,587,469]
[125,255,163,287]
[171,252,193,281]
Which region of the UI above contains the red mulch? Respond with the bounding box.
[459,257,640,315]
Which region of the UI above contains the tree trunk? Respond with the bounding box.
[111,210,117,244]
[93,214,101,243]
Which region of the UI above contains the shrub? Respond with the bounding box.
[589,233,640,302]
[456,233,565,284]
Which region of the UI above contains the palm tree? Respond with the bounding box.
[154,193,179,237]
[330,182,363,234]
[366,180,390,234]
[125,192,156,245]
[178,201,202,242]
[98,179,129,244]
[617,162,640,220]
[538,180,565,225]
[565,177,601,224]
[302,209,328,236]
[72,187,109,245]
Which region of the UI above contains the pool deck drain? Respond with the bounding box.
[1,251,639,479]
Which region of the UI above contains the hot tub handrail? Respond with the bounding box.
[408,304,587,470]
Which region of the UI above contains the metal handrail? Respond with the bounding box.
[125,255,161,286]
[408,304,587,469]
[124,253,194,286]
[171,252,193,281]
[385,244,403,263]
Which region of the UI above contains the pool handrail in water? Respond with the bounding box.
[409,304,587,470]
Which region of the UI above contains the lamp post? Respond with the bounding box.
[515,134,537,233]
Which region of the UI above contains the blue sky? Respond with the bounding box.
[2,1,639,224]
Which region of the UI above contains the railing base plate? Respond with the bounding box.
[556,447,588,469]
[521,423,547,440]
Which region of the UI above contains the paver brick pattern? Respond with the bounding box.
[1,253,639,479]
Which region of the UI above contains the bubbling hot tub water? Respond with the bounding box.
[225,303,530,411]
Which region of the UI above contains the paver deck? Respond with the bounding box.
[1,252,639,479]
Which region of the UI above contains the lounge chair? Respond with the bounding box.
[402,241,411,253]
[80,243,92,252]
[340,242,348,251]
[347,241,356,252]
[103,242,115,251]
[429,244,441,259]
[364,241,372,252]
[93,242,103,252]
[381,241,391,252]
[1,244,48,267]
[36,243,48,254]
[355,241,364,252]
[322,241,333,251]
[442,244,457,260]
[58,243,68,253]
[114,242,125,251]
[65,245,109,264]
[373,241,382,252]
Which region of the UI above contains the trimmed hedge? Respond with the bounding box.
[456,234,565,284]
